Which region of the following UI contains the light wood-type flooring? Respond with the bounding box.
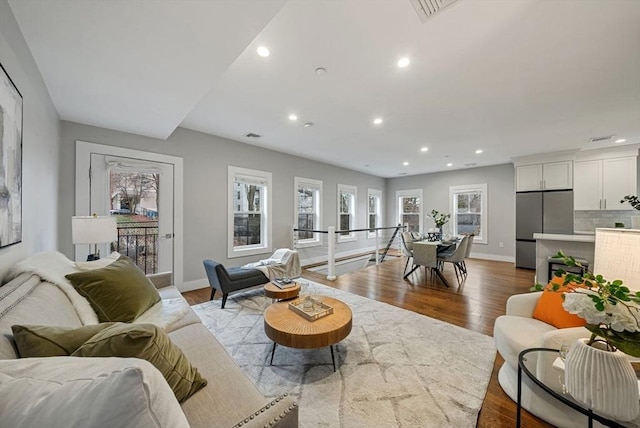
[183,255,553,428]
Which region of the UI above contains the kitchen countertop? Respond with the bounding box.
[533,233,595,243]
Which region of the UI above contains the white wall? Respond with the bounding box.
[0,0,61,281]
[59,122,386,286]
[386,163,516,261]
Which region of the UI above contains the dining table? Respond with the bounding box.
[407,238,459,286]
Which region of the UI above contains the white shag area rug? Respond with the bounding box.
[192,281,496,428]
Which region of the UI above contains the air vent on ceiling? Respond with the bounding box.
[244,132,261,138]
[589,135,615,143]
[409,0,459,23]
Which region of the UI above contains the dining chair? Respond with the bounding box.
[400,232,415,278]
[460,234,475,275]
[412,241,448,286]
[437,235,470,285]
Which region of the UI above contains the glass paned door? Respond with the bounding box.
[90,154,174,274]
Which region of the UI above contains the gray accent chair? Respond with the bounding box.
[203,260,270,308]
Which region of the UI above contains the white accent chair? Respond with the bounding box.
[493,292,593,427]
[494,228,640,427]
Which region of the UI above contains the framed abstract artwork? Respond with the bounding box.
[0,63,23,248]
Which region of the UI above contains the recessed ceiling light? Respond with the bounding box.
[397,57,410,68]
[615,138,627,143]
[288,114,298,121]
[304,122,313,128]
[373,118,383,125]
[403,161,409,166]
[315,67,327,75]
[420,147,428,152]
[446,163,453,167]
[475,149,483,154]
[257,46,270,57]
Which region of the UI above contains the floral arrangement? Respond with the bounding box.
[620,195,640,211]
[534,251,640,357]
[427,209,451,227]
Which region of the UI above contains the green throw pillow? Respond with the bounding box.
[72,323,207,402]
[65,256,161,322]
[11,323,115,357]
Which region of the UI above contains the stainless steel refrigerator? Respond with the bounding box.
[515,190,574,269]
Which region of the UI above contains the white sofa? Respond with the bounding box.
[0,252,298,427]
[493,290,640,428]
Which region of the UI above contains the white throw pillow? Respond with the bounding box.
[74,251,121,271]
[0,357,189,428]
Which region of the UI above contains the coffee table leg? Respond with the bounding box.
[330,345,336,372]
[270,342,277,365]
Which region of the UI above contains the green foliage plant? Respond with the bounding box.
[427,209,451,227]
[620,195,640,211]
[532,251,640,357]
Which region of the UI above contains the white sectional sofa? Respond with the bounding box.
[0,252,298,427]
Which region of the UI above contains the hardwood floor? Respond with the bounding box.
[183,255,554,428]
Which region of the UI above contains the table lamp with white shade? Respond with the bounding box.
[72,214,117,261]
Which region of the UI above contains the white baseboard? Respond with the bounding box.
[179,278,209,293]
[469,252,515,263]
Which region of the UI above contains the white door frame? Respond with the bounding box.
[75,141,184,289]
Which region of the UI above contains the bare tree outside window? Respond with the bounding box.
[401,196,420,232]
[297,186,315,240]
[368,195,378,231]
[455,191,482,237]
[339,191,352,236]
[109,171,159,274]
[233,182,263,247]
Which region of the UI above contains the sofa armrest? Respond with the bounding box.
[147,272,173,289]
[232,394,298,428]
[505,291,542,318]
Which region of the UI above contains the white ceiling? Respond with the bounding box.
[9,0,640,178]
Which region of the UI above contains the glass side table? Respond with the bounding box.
[517,347,637,428]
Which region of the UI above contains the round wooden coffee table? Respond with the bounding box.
[263,282,301,302]
[264,296,352,371]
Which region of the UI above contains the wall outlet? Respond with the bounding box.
[499,241,504,248]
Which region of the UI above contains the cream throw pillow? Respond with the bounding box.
[0,357,189,428]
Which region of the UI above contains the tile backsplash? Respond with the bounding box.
[574,210,640,232]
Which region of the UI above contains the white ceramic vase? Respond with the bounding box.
[565,338,639,421]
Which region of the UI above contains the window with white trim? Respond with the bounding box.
[294,177,322,247]
[367,189,382,239]
[450,183,487,244]
[397,189,423,233]
[338,184,357,242]
[228,166,272,258]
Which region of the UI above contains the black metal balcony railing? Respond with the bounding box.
[113,222,158,274]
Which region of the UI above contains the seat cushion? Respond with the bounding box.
[494,315,556,367]
[168,323,267,428]
[222,267,269,292]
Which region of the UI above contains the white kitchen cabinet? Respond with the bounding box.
[574,156,637,210]
[516,161,572,191]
